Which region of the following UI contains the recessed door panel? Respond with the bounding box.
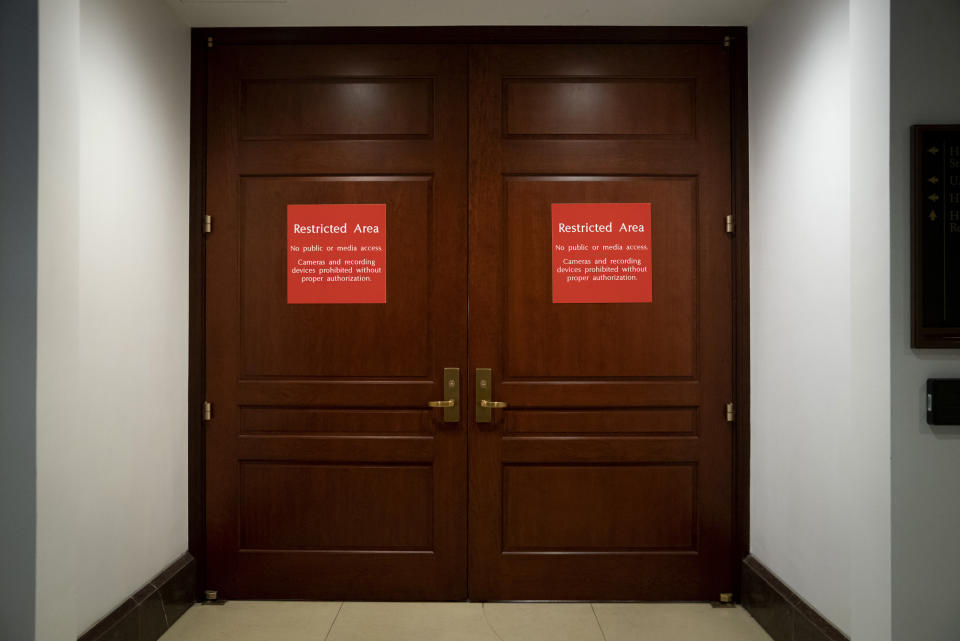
[502,77,696,138]
[239,176,432,378]
[239,463,434,550]
[240,77,435,140]
[502,175,697,378]
[501,464,697,552]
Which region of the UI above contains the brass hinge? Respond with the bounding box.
[726,402,735,423]
[207,36,213,48]
[203,215,212,234]
[711,591,735,608]
[725,214,735,235]
[203,589,225,605]
[202,401,212,422]
[723,36,733,48]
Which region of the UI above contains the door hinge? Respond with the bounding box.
[726,402,736,423]
[207,36,213,49]
[203,589,225,605]
[723,36,733,48]
[725,214,735,235]
[202,401,212,422]
[720,592,733,603]
[203,215,212,234]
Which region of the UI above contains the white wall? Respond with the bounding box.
[0,1,39,639]
[76,0,191,629]
[36,1,81,639]
[748,0,853,633]
[36,0,191,637]
[749,0,892,637]
[890,0,960,638]
[848,0,891,638]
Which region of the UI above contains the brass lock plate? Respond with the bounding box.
[476,368,493,423]
[442,367,459,423]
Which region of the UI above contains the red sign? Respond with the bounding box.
[287,204,386,304]
[552,203,652,304]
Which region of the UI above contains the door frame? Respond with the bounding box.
[187,25,750,601]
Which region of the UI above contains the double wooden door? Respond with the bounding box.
[204,40,734,601]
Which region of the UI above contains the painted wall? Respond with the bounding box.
[0,1,39,639]
[890,0,960,638]
[748,0,853,633]
[74,0,191,631]
[35,0,191,637]
[36,0,81,638]
[848,0,891,638]
[749,0,892,636]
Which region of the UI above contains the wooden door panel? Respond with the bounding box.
[503,176,697,378]
[500,436,700,464]
[503,78,696,138]
[503,408,698,436]
[240,77,435,140]
[502,464,696,551]
[239,463,434,550]
[497,380,700,406]
[469,43,733,601]
[238,141,437,175]
[239,408,431,435]
[235,434,433,462]
[205,44,467,600]
[239,176,433,378]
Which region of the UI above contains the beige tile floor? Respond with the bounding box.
[159,601,774,641]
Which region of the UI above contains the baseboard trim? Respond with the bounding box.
[742,555,848,641]
[77,552,846,641]
[78,552,196,641]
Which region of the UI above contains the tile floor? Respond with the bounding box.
[159,601,774,641]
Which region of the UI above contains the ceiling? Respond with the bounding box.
[166,0,770,28]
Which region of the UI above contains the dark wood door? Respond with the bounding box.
[467,44,735,600]
[204,44,469,599]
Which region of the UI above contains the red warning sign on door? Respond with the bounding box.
[287,204,386,304]
[552,203,652,304]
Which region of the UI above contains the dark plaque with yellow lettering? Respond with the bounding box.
[913,124,960,348]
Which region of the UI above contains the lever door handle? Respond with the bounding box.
[430,368,460,423]
[476,368,506,424]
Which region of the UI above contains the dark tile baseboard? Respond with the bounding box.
[75,551,845,641]
[742,555,848,641]
[78,552,196,641]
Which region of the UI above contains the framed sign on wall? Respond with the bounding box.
[912,124,960,348]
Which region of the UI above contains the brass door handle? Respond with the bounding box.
[476,368,505,424]
[430,368,460,423]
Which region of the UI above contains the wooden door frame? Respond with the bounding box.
[187,25,750,601]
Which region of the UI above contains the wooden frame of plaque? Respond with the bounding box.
[912,124,960,348]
